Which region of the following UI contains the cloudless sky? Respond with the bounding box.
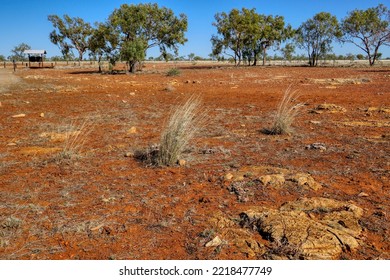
[1,0,389,59]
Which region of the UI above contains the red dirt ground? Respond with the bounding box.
[0,62,389,259]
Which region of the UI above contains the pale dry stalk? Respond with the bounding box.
[157,95,206,166]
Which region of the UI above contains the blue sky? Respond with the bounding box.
[1,0,389,59]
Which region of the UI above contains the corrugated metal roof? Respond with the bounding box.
[23,50,47,55]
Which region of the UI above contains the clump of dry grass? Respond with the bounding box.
[157,95,206,166]
[135,95,205,166]
[56,118,94,161]
[264,86,303,135]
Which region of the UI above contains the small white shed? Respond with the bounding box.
[23,50,47,67]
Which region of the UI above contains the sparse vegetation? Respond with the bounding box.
[133,95,205,167]
[157,95,205,166]
[264,86,303,135]
[166,68,181,76]
[55,118,94,161]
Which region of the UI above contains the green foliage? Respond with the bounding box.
[295,12,341,66]
[188,53,195,61]
[166,68,181,76]
[341,4,390,66]
[88,23,120,72]
[108,3,187,73]
[212,8,293,66]
[356,54,365,60]
[0,55,6,61]
[281,43,295,61]
[121,39,147,73]
[10,43,31,61]
[49,56,65,61]
[48,14,92,61]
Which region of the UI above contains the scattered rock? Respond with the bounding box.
[240,197,363,259]
[129,92,136,96]
[224,173,234,180]
[205,236,223,247]
[228,181,252,202]
[309,120,321,125]
[7,143,17,146]
[339,121,390,127]
[208,212,266,257]
[40,113,45,118]
[290,173,322,191]
[185,80,200,84]
[12,114,26,118]
[259,174,285,188]
[178,159,186,166]
[227,165,322,192]
[358,192,369,197]
[124,152,134,157]
[365,107,390,115]
[306,143,327,151]
[309,78,371,85]
[127,126,137,134]
[311,104,346,114]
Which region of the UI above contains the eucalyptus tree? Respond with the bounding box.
[48,14,92,62]
[107,3,187,73]
[212,8,293,66]
[253,15,294,65]
[88,22,120,72]
[281,43,295,62]
[341,4,390,66]
[10,43,31,61]
[295,12,341,66]
[211,8,251,65]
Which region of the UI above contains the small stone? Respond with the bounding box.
[358,192,369,197]
[12,114,26,118]
[7,143,17,146]
[310,120,321,125]
[178,159,186,166]
[129,92,136,96]
[127,127,137,134]
[224,173,234,180]
[205,236,222,247]
[124,152,134,157]
[306,143,327,151]
[40,113,45,118]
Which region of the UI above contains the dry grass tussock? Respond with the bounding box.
[136,95,206,166]
[264,86,304,135]
[158,95,206,166]
[56,117,95,161]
